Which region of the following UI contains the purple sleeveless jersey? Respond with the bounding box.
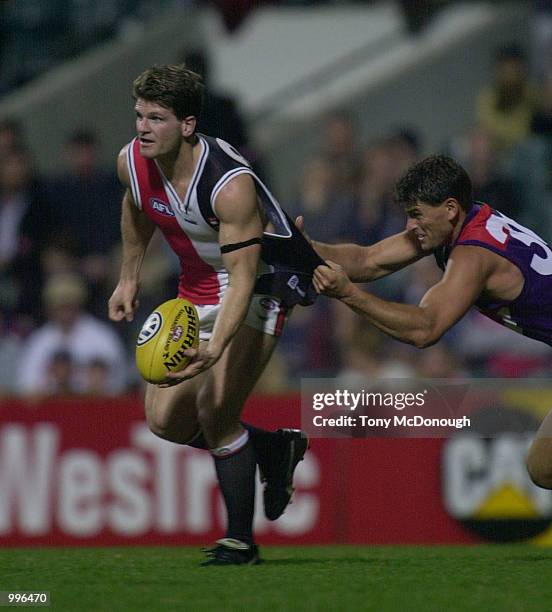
[435,203,552,346]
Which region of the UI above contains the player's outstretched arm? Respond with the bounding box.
[108,148,156,323]
[314,246,492,347]
[166,173,262,381]
[296,216,426,282]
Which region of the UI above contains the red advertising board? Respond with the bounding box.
[0,395,339,546]
[1,394,549,546]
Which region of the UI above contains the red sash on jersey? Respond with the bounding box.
[456,204,508,251]
[129,139,223,305]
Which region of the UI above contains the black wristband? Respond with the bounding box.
[220,237,262,254]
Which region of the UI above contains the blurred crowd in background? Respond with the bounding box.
[0,0,519,95]
[0,0,193,95]
[1,2,552,399]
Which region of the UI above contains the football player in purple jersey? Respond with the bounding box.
[302,154,552,487]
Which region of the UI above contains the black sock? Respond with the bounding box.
[213,440,257,545]
[191,423,282,464]
[241,422,284,468]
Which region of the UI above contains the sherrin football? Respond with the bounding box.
[135,298,200,383]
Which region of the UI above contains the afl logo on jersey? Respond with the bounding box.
[150,198,175,217]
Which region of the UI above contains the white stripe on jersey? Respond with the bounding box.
[126,138,142,209]
[211,168,292,239]
[211,168,253,214]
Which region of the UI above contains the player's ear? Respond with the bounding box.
[181,115,197,138]
[445,198,460,220]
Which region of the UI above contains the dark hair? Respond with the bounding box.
[132,64,204,121]
[394,155,473,212]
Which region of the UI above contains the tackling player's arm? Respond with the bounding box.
[166,173,262,381]
[314,246,492,348]
[108,146,156,322]
[296,216,426,281]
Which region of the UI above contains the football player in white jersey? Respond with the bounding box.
[108,65,310,565]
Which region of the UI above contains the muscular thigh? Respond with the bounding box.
[144,374,203,442]
[197,324,279,441]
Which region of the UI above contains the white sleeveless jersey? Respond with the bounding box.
[127,134,289,305]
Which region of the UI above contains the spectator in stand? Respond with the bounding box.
[531,64,552,136]
[45,129,123,316]
[314,129,421,374]
[354,139,396,244]
[476,43,541,155]
[336,326,387,387]
[279,153,358,380]
[354,135,416,243]
[82,357,112,397]
[0,147,54,319]
[292,155,358,243]
[502,61,552,237]
[181,48,268,179]
[452,126,521,218]
[277,297,343,381]
[336,325,416,388]
[43,350,75,397]
[388,127,422,179]
[352,137,413,302]
[40,238,80,279]
[319,109,359,197]
[181,49,248,147]
[17,274,128,397]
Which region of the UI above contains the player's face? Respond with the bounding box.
[405,200,458,251]
[134,99,183,158]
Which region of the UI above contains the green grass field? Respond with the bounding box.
[2,545,552,611]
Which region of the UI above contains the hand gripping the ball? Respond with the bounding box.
[159,342,223,386]
[135,298,201,384]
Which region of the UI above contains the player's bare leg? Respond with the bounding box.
[196,324,278,446]
[143,320,306,511]
[527,409,552,488]
[199,322,308,521]
[144,322,307,564]
[144,376,203,444]
[143,317,279,448]
[194,324,276,564]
